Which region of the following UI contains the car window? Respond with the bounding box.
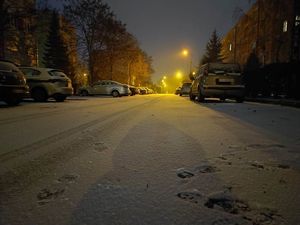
[208,64,241,75]
[21,68,41,76]
[48,70,67,77]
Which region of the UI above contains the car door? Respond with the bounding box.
[91,82,103,95]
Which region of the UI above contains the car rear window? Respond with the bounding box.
[48,70,67,77]
[208,64,241,75]
[20,68,41,76]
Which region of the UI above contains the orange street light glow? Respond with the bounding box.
[182,49,189,57]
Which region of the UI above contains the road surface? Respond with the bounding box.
[0,95,299,225]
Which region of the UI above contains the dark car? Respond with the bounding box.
[190,63,245,102]
[129,86,139,95]
[175,87,181,95]
[179,82,191,96]
[0,60,29,105]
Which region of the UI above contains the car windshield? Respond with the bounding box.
[208,64,241,75]
[182,83,191,87]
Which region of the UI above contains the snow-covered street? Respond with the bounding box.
[0,95,299,225]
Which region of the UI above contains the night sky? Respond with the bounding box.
[49,0,252,82]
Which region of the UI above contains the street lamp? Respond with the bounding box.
[181,48,193,74]
[176,71,183,80]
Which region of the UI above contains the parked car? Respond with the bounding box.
[129,86,139,95]
[190,63,245,102]
[19,67,73,102]
[175,87,181,95]
[0,60,29,105]
[78,80,130,97]
[179,82,191,96]
[138,87,147,95]
[145,87,154,94]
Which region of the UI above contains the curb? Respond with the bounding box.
[245,98,300,108]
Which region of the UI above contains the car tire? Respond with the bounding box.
[236,97,244,103]
[197,90,204,102]
[32,88,47,102]
[112,90,120,97]
[54,94,67,102]
[189,93,195,101]
[80,90,89,96]
[4,97,22,106]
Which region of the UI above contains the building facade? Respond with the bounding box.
[0,0,37,65]
[222,0,300,67]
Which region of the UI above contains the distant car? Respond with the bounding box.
[0,60,29,105]
[19,67,73,102]
[78,80,130,97]
[190,63,245,102]
[179,82,191,96]
[145,87,154,94]
[138,87,147,95]
[175,87,181,95]
[129,86,139,95]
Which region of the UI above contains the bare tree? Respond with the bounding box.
[63,0,114,84]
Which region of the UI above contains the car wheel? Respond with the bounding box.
[4,97,22,106]
[189,93,195,101]
[32,88,47,102]
[54,94,67,102]
[80,90,89,96]
[112,90,120,97]
[236,97,244,103]
[197,91,204,102]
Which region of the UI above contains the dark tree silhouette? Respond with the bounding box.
[43,10,69,73]
[200,30,223,65]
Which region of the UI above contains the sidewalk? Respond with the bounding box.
[246,97,300,108]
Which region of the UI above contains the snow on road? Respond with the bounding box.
[0,95,299,225]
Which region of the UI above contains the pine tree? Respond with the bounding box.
[43,10,69,73]
[201,30,223,65]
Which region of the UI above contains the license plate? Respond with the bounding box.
[219,79,233,82]
[13,89,24,93]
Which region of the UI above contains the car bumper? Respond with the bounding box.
[0,85,30,98]
[50,87,73,96]
[201,85,245,97]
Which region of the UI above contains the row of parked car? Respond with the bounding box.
[175,63,245,103]
[0,60,153,106]
[77,83,154,97]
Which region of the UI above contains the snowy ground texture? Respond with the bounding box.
[0,95,299,225]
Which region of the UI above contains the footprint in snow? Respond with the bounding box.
[177,190,204,204]
[57,174,79,183]
[37,188,65,205]
[176,168,194,179]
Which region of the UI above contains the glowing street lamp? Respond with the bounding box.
[182,49,189,57]
[176,71,183,80]
[181,48,192,74]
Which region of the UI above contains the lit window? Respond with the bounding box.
[283,20,288,32]
[296,15,300,27]
[229,44,232,51]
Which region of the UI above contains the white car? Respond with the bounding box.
[20,67,73,102]
[78,80,131,97]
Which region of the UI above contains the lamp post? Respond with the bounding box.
[161,75,168,94]
[181,48,193,74]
